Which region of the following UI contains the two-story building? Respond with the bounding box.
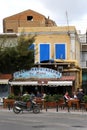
[0,9,82,96]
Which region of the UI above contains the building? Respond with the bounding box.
[0,33,17,47]
[0,74,12,98]
[3,9,56,33]
[79,32,87,94]
[1,9,82,96]
[8,26,81,95]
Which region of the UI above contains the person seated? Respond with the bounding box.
[36,91,42,98]
[64,91,70,105]
[23,91,29,96]
[72,92,77,99]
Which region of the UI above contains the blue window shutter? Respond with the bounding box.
[29,44,34,50]
[40,44,50,62]
[55,44,65,59]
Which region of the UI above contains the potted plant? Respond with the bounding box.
[8,94,15,99]
[53,94,63,102]
[3,94,15,108]
[44,95,56,108]
[22,94,30,102]
[83,95,87,110]
[44,94,62,107]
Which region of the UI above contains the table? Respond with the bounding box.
[34,98,44,109]
[68,98,80,109]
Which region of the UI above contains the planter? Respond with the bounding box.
[85,103,87,111]
[44,94,63,109]
[3,99,15,108]
[45,101,56,108]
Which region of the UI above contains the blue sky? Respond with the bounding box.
[1,0,87,33]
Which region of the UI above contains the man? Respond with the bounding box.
[77,89,84,103]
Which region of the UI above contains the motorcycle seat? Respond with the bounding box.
[18,101,27,106]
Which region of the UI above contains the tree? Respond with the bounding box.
[0,34,35,74]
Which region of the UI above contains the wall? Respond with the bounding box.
[3,9,56,33]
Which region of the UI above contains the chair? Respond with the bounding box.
[79,102,85,111]
[59,98,68,110]
[71,102,77,110]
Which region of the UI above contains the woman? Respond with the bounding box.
[64,91,70,104]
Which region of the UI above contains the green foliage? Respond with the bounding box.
[8,94,15,99]
[0,34,36,73]
[44,94,63,102]
[83,95,87,103]
[22,94,30,102]
[53,94,63,102]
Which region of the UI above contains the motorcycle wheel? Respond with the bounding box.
[13,106,21,114]
[33,107,40,114]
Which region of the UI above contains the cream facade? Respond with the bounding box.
[18,26,81,91]
[18,26,80,64]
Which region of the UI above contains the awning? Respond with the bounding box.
[9,81,38,86]
[9,80,72,86]
[0,79,9,84]
[48,81,72,86]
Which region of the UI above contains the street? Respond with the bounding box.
[0,109,87,130]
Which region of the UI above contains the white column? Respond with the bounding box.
[70,33,76,60]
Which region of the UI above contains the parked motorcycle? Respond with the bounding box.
[13,100,40,114]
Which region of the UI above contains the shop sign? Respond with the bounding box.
[13,67,62,79]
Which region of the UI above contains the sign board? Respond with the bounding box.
[13,67,62,79]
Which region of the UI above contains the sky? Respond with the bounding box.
[1,0,87,34]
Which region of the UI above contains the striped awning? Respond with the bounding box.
[48,81,72,86]
[0,79,9,84]
[9,81,38,86]
[9,80,72,86]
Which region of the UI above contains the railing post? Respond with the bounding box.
[8,103,11,110]
[68,105,70,112]
[56,102,58,112]
[45,101,48,112]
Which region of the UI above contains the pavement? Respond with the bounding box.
[0,106,87,115]
[42,107,87,115]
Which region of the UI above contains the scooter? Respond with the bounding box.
[13,100,40,114]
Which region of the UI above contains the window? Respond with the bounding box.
[55,43,66,59]
[0,85,9,98]
[27,16,33,21]
[40,43,50,62]
[7,29,13,33]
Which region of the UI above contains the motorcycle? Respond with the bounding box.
[13,100,40,114]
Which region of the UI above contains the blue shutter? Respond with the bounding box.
[40,44,50,62]
[29,44,34,50]
[55,44,66,59]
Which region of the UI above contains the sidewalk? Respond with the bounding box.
[42,107,87,115]
[1,107,87,115]
[0,108,87,115]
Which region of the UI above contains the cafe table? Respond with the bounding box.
[68,98,80,109]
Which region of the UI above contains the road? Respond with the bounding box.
[0,109,87,130]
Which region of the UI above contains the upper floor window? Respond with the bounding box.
[27,16,33,21]
[7,29,13,33]
[55,43,66,59]
[40,43,50,62]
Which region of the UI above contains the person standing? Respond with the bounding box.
[77,89,84,103]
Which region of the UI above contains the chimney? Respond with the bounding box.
[48,16,50,19]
